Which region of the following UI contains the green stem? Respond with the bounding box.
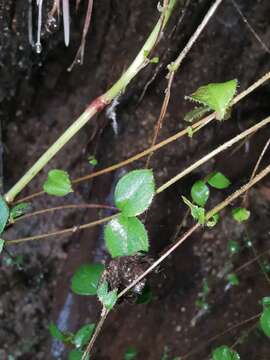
[4,0,178,204]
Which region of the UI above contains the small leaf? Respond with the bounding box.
[105,215,149,258]
[43,169,73,197]
[227,273,239,286]
[88,156,98,166]
[9,202,31,221]
[184,106,210,123]
[73,324,95,349]
[260,307,270,337]
[124,346,137,360]
[71,263,104,296]
[97,281,117,310]
[212,345,240,360]
[187,80,237,120]
[232,208,250,223]
[207,172,231,189]
[149,56,159,64]
[206,214,220,228]
[114,169,155,217]
[182,196,205,225]
[48,322,66,342]
[0,196,9,234]
[0,239,4,254]
[68,349,89,360]
[191,180,210,207]
[228,240,240,254]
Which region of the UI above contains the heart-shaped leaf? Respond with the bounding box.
[43,169,73,197]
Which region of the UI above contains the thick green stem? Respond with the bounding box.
[4,0,178,203]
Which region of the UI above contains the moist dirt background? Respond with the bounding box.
[0,0,270,359]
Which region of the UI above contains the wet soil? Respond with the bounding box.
[0,0,270,359]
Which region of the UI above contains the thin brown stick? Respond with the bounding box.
[242,136,270,206]
[230,0,270,54]
[235,247,270,274]
[5,213,118,245]
[68,0,93,71]
[14,71,270,205]
[13,203,116,222]
[156,116,270,193]
[145,71,175,167]
[82,307,109,360]
[172,0,223,71]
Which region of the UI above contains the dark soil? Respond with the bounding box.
[0,1,270,359]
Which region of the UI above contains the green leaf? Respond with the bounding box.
[48,322,66,342]
[260,307,270,337]
[227,273,239,286]
[184,106,210,123]
[43,169,73,197]
[114,169,155,217]
[73,324,95,349]
[232,208,250,223]
[182,196,205,225]
[68,349,89,360]
[124,346,138,360]
[71,263,104,296]
[228,240,240,254]
[187,80,237,120]
[191,180,210,207]
[206,214,220,228]
[9,203,31,221]
[97,281,117,310]
[0,239,4,254]
[88,156,98,166]
[212,345,240,360]
[149,56,159,64]
[0,196,9,234]
[105,215,149,258]
[207,172,231,189]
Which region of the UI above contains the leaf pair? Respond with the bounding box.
[49,322,94,360]
[105,169,155,258]
[191,172,231,207]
